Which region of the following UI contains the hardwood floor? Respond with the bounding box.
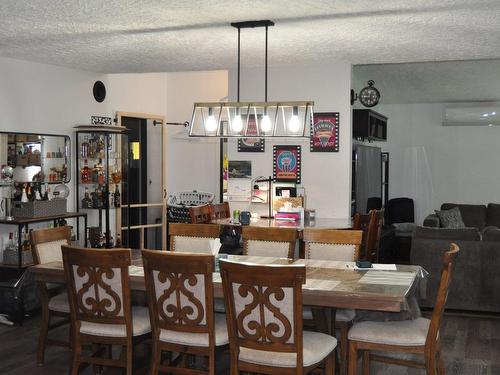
[0,313,498,374]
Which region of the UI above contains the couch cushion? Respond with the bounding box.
[413,226,480,241]
[482,226,500,241]
[487,203,500,228]
[441,203,487,229]
[435,207,466,229]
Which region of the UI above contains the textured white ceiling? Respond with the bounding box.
[1,0,500,73]
[353,59,500,104]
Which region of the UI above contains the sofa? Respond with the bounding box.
[411,203,500,313]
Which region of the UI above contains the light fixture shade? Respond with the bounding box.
[190,101,314,138]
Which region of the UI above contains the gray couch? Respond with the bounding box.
[411,203,500,313]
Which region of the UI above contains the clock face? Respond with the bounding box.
[359,86,380,107]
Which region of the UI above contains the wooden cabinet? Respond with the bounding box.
[353,109,387,141]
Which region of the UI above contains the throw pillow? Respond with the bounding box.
[435,207,466,229]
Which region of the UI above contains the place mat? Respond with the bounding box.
[304,278,341,291]
[359,271,416,286]
[128,265,144,276]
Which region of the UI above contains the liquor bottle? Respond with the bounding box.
[114,185,121,208]
[97,160,105,185]
[81,136,89,158]
[21,186,28,203]
[22,230,31,253]
[82,188,92,209]
[81,159,90,183]
[111,163,121,183]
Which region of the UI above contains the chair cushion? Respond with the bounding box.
[246,240,291,258]
[37,239,68,264]
[307,243,356,261]
[348,317,430,346]
[239,330,337,368]
[303,307,355,322]
[79,306,151,337]
[159,313,228,347]
[173,236,217,253]
[48,292,70,313]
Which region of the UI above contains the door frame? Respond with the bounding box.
[115,111,167,249]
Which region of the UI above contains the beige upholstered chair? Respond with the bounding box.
[348,244,459,375]
[169,223,221,253]
[30,226,72,365]
[62,246,151,375]
[302,229,363,375]
[142,250,228,374]
[242,226,298,258]
[220,259,337,374]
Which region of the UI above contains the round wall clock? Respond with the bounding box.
[93,81,106,103]
[359,80,380,107]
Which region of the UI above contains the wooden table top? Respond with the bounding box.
[29,252,423,313]
[212,217,352,230]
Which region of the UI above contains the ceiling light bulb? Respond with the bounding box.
[483,113,489,117]
[492,112,496,115]
[261,115,272,132]
[288,106,300,132]
[205,108,217,132]
[232,114,243,133]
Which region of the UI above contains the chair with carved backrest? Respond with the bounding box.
[30,226,72,365]
[142,250,228,374]
[169,223,221,253]
[189,204,213,224]
[210,202,231,220]
[220,259,337,374]
[348,243,460,375]
[352,209,384,262]
[302,229,363,375]
[61,246,151,375]
[242,226,298,258]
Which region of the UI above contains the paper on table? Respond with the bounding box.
[209,238,222,255]
[353,263,397,271]
[359,271,415,286]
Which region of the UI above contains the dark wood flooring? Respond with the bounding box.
[0,312,499,374]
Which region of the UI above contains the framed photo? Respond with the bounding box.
[310,112,339,152]
[228,160,252,179]
[238,114,265,152]
[273,145,301,184]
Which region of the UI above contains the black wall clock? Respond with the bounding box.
[93,81,106,103]
[359,80,380,107]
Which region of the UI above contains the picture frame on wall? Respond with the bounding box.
[238,114,265,152]
[310,112,339,152]
[273,145,301,184]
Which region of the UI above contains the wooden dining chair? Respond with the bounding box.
[62,246,151,375]
[189,204,213,224]
[220,259,337,374]
[210,202,231,219]
[142,250,228,374]
[169,223,221,253]
[242,226,298,258]
[30,226,72,365]
[302,228,363,375]
[347,243,460,375]
[352,209,384,262]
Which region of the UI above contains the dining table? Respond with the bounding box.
[29,251,425,314]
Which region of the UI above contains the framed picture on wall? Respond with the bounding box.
[273,145,301,184]
[310,112,339,152]
[238,114,265,152]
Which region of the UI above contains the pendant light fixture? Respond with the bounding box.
[190,20,314,138]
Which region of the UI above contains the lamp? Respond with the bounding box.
[252,176,274,219]
[190,20,314,138]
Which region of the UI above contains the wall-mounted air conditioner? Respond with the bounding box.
[443,102,500,126]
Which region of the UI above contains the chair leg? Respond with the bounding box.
[150,342,160,375]
[324,350,336,375]
[71,339,82,375]
[126,344,133,375]
[208,347,216,375]
[436,350,446,375]
[362,351,370,375]
[425,353,437,375]
[348,341,358,375]
[37,309,50,365]
[339,323,350,375]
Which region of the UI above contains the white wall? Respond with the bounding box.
[227,64,352,219]
[373,103,500,223]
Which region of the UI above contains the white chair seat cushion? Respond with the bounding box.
[239,330,337,368]
[48,292,70,313]
[159,313,229,347]
[303,307,355,322]
[348,317,430,346]
[80,306,151,337]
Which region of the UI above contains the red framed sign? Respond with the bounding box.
[273,145,301,184]
[310,112,339,152]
